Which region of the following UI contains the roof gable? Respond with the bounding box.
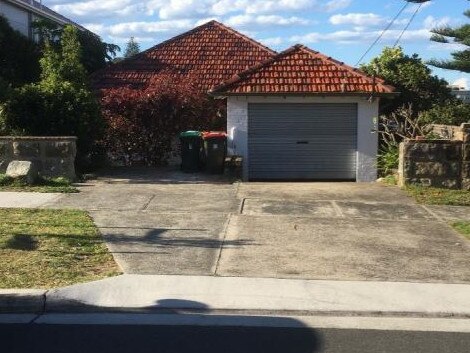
[92,21,276,91]
[211,44,395,95]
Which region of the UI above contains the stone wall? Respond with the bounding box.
[398,123,470,190]
[0,136,77,180]
[462,124,470,190]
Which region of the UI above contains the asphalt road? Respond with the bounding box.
[2,323,470,353]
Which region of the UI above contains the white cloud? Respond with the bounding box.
[226,14,310,28]
[52,0,139,18]
[423,15,452,30]
[291,28,430,45]
[404,1,432,14]
[324,0,352,12]
[260,36,284,46]
[453,78,469,89]
[330,13,385,26]
[84,19,193,38]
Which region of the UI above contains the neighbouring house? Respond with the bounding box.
[0,0,91,39]
[450,85,470,104]
[91,20,276,91]
[93,21,396,182]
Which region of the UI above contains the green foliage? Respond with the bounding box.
[0,174,78,193]
[377,144,399,177]
[1,25,104,172]
[419,101,470,126]
[361,47,453,116]
[452,222,470,240]
[429,8,470,73]
[406,186,470,206]
[32,18,120,74]
[381,175,398,186]
[124,37,140,58]
[101,74,224,166]
[0,15,40,87]
[38,26,87,88]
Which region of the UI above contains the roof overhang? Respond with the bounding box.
[209,91,400,99]
[5,0,92,34]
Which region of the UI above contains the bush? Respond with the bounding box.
[2,82,104,168]
[420,101,470,126]
[1,26,104,172]
[100,74,224,165]
[377,144,399,177]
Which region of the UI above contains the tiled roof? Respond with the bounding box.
[92,21,276,91]
[211,45,396,95]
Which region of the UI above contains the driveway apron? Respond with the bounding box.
[45,175,470,283]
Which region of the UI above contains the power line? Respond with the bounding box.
[355,2,410,66]
[394,2,423,47]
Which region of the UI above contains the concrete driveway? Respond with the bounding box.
[45,167,470,283]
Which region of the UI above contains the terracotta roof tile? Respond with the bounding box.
[211,45,396,95]
[91,21,276,91]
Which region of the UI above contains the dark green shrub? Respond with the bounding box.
[1,26,104,172]
[378,144,399,177]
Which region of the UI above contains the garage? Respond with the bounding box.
[248,103,358,180]
[211,44,395,182]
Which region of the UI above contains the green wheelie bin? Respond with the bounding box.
[179,131,202,173]
[202,131,227,174]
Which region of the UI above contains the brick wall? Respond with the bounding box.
[0,136,77,180]
[398,123,470,190]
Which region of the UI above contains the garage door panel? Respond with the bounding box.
[248,103,357,180]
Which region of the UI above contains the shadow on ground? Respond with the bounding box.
[92,166,237,185]
[1,299,323,353]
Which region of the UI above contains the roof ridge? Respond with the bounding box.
[96,20,276,76]
[211,44,396,94]
[210,45,303,92]
[209,21,277,56]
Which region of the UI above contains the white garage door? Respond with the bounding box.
[248,103,358,180]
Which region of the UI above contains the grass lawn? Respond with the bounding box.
[0,208,121,289]
[0,174,78,193]
[405,185,470,206]
[452,222,470,240]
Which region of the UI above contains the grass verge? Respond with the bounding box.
[405,185,470,206]
[0,174,78,193]
[452,221,470,240]
[0,208,121,288]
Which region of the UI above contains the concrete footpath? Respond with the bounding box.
[0,192,62,208]
[2,275,470,319]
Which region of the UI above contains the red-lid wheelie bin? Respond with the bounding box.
[202,131,227,174]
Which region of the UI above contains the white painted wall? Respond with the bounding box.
[0,1,30,37]
[226,95,380,182]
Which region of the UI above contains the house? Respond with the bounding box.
[450,85,470,104]
[211,45,395,181]
[91,21,276,91]
[93,21,396,182]
[0,0,90,39]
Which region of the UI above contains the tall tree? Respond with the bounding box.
[361,47,452,116]
[32,19,120,74]
[428,7,470,73]
[124,37,140,58]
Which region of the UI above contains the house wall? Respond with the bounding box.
[0,136,77,180]
[226,95,380,182]
[0,1,30,36]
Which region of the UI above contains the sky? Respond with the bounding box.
[45,0,470,88]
